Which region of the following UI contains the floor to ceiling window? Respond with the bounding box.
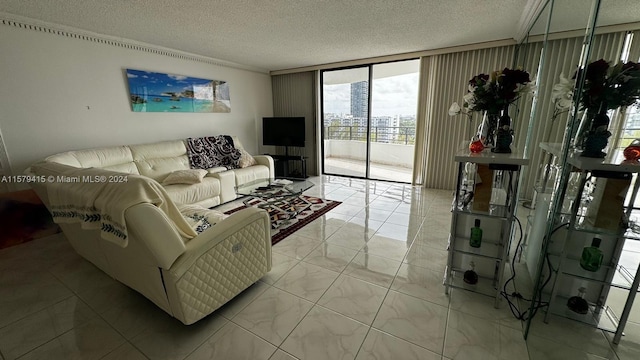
[321,59,420,183]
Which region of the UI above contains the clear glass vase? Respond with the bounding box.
[477,112,498,149]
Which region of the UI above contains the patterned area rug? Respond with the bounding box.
[224,195,341,245]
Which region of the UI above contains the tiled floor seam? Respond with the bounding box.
[531,326,620,360]
[225,284,315,349]
[351,248,427,359]
[269,226,401,358]
[172,316,235,360]
[74,290,154,360]
[14,324,128,360]
[0,289,75,334]
[263,259,346,354]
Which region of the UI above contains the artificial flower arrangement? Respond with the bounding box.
[572,59,640,157]
[550,73,574,111]
[449,68,533,153]
[449,68,533,118]
[577,59,640,113]
[543,73,575,142]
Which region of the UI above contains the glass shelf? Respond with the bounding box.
[571,218,640,241]
[612,264,640,292]
[448,267,498,298]
[534,184,555,196]
[559,259,634,290]
[452,205,510,219]
[548,295,619,333]
[450,235,503,260]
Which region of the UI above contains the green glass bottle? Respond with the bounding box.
[580,237,603,272]
[470,219,482,248]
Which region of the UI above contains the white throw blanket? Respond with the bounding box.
[179,204,229,235]
[47,167,198,247]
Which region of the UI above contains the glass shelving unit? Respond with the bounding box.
[528,142,640,344]
[444,146,529,307]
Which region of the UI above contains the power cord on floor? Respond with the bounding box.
[500,219,569,321]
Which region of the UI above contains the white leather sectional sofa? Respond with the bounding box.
[39,136,274,208]
[26,137,275,324]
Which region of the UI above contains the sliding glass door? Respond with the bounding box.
[321,60,419,182]
[321,67,369,178]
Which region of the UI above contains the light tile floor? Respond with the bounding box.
[0,175,638,359]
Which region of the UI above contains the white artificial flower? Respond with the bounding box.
[449,102,461,116]
[463,92,475,108]
[521,76,537,95]
[551,73,574,110]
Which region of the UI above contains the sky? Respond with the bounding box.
[323,72,419,117]
[126,69,216,98]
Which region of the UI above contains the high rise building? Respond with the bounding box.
[350,81,368,119]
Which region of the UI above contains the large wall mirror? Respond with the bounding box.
[513,0,640,354]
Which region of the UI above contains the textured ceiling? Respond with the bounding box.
[0,0,530,71]
[1,0,637,72]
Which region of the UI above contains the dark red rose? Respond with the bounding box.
[469,74,489,87]
[501,68,530,84]
[585,59,609,82]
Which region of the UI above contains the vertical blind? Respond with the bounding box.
[415,31,628,198]
[271,72,317,175]
[417,46,516,189]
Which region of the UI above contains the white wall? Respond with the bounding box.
[0,25,273,179]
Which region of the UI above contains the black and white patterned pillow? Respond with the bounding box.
[186,136,241,170]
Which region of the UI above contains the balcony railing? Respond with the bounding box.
[324,125,416,145]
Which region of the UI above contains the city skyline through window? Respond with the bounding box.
[321,60,419,183]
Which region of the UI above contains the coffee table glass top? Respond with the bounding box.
[235,178,314,198]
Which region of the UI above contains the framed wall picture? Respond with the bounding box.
[125,69,230,113]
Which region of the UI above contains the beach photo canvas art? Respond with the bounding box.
[125,69,231,113]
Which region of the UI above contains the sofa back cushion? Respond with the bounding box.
[130,140,190,181]
[45,146,140,174]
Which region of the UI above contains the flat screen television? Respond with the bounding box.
[262,117,305,147]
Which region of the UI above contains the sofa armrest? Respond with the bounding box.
[125,203,187,269]
[212,170,237,203]
[253,155,274,181]
[161,206,272,324]
[168,207,271,277]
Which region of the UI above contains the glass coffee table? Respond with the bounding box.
[235,178,315,227]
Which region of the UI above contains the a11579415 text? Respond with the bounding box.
[1,175,129,184]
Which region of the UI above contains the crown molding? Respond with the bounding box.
[0,12,269,74]
[515,0,550,43]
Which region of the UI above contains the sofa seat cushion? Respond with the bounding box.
[163,177,221,205]
[232,165,270,186]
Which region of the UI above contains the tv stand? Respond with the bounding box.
[265,146,307,179]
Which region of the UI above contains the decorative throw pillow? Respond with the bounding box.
[238,148,257,168]
[186,136,241,170]
[162,169,208,185]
